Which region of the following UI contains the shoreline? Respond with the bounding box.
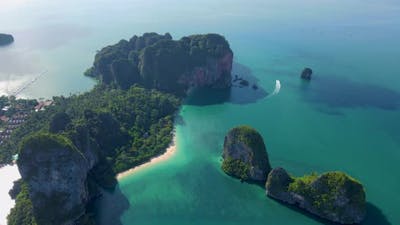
[116,133,177,180]
[0,164,21,225]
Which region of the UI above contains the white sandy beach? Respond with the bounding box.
[117,134,177,180]
[0,165,21,225]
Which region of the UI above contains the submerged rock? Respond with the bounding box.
[0,33,14,46]
[301,68,313,80]
[239,79,249,87]
[222,125,271,182]
[266,168,366,224]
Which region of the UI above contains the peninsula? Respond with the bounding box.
[3,32,233,225]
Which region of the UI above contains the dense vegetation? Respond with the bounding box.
[85,33,232,95]
[0,33,14,46]
[221,156,250,180]
[288,171,366,214]
[7,183,37,225]
[0,96,37,118]
[2,85,180,173]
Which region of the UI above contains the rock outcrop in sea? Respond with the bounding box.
[222,125,271,182]
[266,167,366,224]
[301,68,313,80]
[85,32,233,95]
[0,33,14,46]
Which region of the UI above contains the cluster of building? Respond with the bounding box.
[0,113,29,143]
[34,100,53,112]
[0,99,53,144]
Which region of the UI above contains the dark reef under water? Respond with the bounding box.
[299,75,400,115]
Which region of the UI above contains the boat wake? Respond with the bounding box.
[270,80,281,96]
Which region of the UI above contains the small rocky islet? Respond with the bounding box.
[0,33,14,46]
[301,67,313,80]
[267,168,366,224]
[222,125,271,182]
[221,125,366,224]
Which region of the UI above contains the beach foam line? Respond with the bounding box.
[117,134,177,180]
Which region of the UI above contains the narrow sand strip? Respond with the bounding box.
[0,165,21,225]
[117,134,177,180]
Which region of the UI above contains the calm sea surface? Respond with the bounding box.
[1,0,399,224]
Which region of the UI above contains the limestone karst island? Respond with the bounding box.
[0,1,398,225]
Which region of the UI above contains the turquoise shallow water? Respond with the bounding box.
[1,0,399,224]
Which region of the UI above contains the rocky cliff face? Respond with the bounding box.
[266,168,366,224]
[85,33,233,95]
[17,133,99,225]
[222,126,271,182]
[181,50,233,89]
